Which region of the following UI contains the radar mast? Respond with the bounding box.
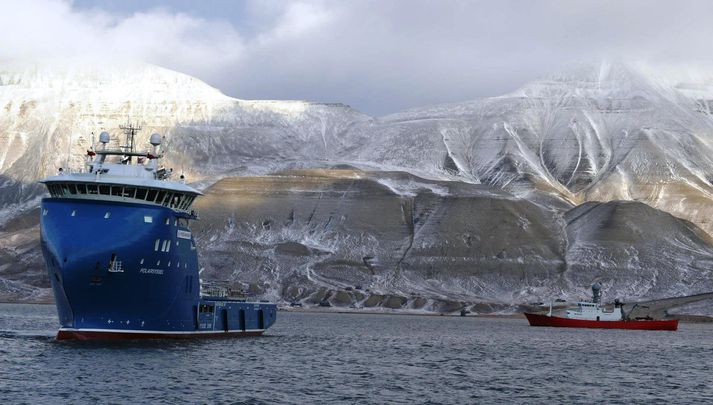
[119,121,142,164]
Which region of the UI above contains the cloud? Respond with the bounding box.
[0,0,244,84]
[2,0,713,115]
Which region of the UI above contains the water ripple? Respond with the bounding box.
[1,304,712,404]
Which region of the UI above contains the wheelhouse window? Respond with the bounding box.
[165,192,174,207]
[46,183,197,212]
[170,194,182,209]
[156,190,166,205]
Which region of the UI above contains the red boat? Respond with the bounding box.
[524,312,678,331]
[524,283,679,331]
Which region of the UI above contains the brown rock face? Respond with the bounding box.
[0,208,51,303]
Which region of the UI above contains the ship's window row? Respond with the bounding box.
[46,183,197,211]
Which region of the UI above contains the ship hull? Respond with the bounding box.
[524,313,678,331]
[40,197,277,340]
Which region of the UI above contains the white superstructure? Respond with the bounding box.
[564,283,624,321]
[40,124,201,214]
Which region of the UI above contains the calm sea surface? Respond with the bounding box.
[1,303,712,404]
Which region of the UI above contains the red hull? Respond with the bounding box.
[524,313,678,331]
[57,329,265,341]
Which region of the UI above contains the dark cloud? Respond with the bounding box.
[2,0,713,115]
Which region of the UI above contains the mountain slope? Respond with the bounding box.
[2,61,713,313]
[190,171,713,312]
[343,62,713,233]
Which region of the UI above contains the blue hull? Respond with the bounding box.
[40,197,276,339]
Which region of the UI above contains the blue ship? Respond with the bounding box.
[40,124,276,340]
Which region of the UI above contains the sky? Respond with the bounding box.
[1,0,713,116]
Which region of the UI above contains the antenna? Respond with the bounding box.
[66,132,72,173]
[161,135,167,156]
[119,120,142,164]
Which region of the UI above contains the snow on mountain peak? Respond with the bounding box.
[0,62,227,103]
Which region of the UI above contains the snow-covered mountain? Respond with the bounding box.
[345,62,713,234]
[0,63,367,199]
[3,60,713,314]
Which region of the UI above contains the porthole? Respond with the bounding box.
[144,216,153,223]
[104,212,111,219]
[70,210,76,217]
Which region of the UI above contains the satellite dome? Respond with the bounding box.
[150,133,162,146]
[99,131,110,144]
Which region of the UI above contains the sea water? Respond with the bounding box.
[1,303,712,404]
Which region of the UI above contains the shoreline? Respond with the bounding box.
[279,306,525,318]
[4,301,712,323]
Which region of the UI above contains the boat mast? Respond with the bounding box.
[119,121,142,164]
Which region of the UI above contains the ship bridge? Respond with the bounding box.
[40,125,202,214]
